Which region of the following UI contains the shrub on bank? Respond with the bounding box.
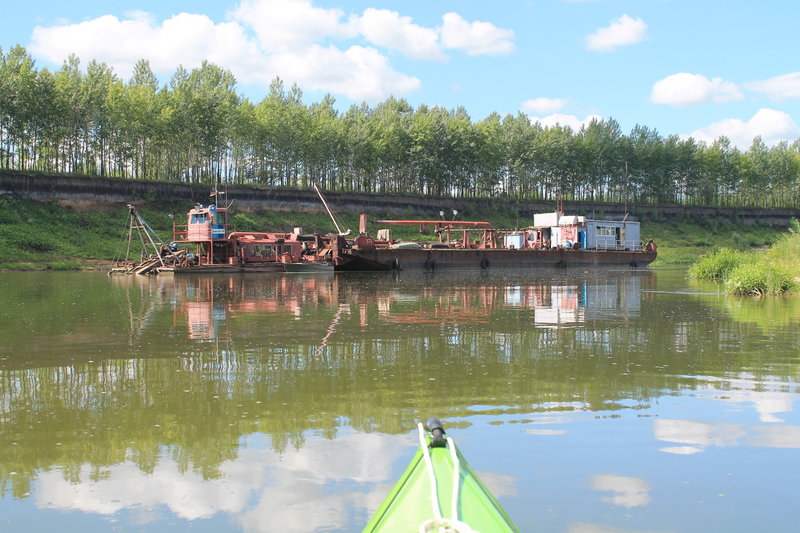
[689,248,747,280]
[690,224,800,295]
[725,261,794,295]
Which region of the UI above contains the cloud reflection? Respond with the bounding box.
[698,376,796,423]
[33,432,412,527]
[590,474,652,508]
[655,419,800,452]
[654,419,745,448]
[747,425,800,448]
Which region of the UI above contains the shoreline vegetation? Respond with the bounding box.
[2,194,797,296]
[690,219,800,295]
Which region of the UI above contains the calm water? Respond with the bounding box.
[0,268,798,532]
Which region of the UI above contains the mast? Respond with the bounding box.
[313,183,348,235]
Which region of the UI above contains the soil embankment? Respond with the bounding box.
[2,171,799,226]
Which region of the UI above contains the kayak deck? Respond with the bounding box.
[364,421,519,532]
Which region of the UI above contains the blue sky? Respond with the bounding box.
[4,0,800,149]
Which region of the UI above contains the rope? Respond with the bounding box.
[418,423,442,521]
[448,437,460,520]
[416,424,478,533]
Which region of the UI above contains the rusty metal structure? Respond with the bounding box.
[317,214,656,272]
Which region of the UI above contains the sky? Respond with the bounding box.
[3,0,800,149]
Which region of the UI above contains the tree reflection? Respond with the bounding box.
[1,269,797,499]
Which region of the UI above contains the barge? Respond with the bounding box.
[322,211,656,271]
[111,188,655,275]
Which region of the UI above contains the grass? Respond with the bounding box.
[641,217,780,265]
[689,220,799,295]
[688,248,744,280]
[0,193,794,276]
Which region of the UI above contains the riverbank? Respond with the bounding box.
[0,194,789,271]
[690,221,800,295]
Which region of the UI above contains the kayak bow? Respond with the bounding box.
[364,419,520,533]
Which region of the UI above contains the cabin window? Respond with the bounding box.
[190,214,207,224]
[247,244,274,257]
[596,226,617,237]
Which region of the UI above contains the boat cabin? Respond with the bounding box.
[184,203,228,241]
[531,211,641,250]
[172,204,304,266]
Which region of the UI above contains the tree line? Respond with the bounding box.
[2,45,800,207]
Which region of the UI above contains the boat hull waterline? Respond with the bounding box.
[337,247,656,272]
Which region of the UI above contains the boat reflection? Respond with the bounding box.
[111,270,655,341]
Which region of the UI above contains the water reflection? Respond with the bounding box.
[0,270,798,532]
[590,474,652,508]
[107,270,652,342]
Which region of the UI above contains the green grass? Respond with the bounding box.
[724,262,794,295]
[689,248,746,280]
[0,193,794,276]
[689,220,799,295]
[642,218,780,265]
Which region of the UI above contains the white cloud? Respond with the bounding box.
[27,1,512,104]
[659,446,704,455]
[266,44,420,102]
[441,12,515,56]
[689,108,800,149]
[521,97,569,114]
[353,8,446,61]
[651,73,743,108]
[591,474,652,509]
[746,72,800,100]
[31,13,262,79]
[231,0,347,52]
[585,14,647,52]
[28,6,416,103]
[528,113,604,131]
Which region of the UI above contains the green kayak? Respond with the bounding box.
[364,419,520,533]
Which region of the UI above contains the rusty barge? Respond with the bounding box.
[110,189,655,275]
[323,211,656,272]
[110,198,333,275]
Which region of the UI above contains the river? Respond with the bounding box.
[0,268,798,532]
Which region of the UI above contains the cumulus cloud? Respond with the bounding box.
[651,73,743,108]
[266,44,421,101]
[31,12,263,79]
[528,113,604,131]
[521,97,569,115]
[585,14,647,52]
[689,108,800,149]
[27,0,513,104]
[353,8,446,61]
[745,72,800,100]
[441,12,515,55]
[232,0,347,52]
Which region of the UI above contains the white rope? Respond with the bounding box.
[419,423,442,521]
[416,425,479,533]
[447,436,460,521]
